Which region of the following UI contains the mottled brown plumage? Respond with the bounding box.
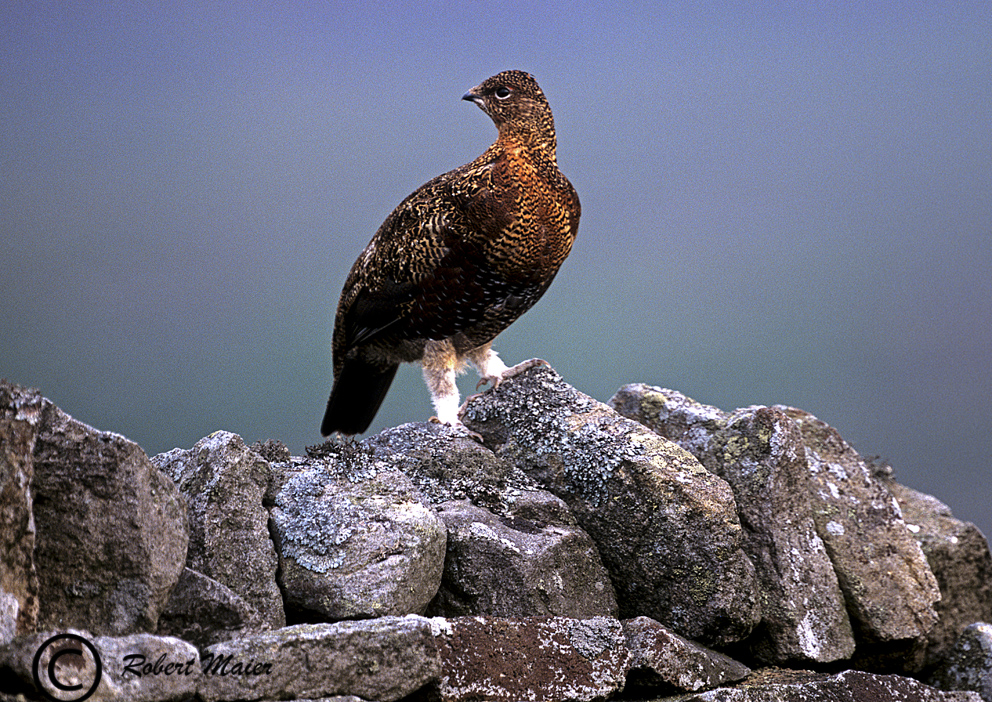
[321,70,580,436]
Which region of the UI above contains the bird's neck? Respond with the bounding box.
[496,124,558,166]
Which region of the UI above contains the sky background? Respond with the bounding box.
[3,3,990,539]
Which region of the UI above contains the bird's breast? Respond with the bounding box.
[480,157,575,282]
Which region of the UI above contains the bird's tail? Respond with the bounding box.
[320,359,399,436]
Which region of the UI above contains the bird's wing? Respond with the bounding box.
[335,166,515,355]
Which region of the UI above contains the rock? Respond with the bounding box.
[611,384,943,668]
[362,422,540,514]
[0,629,199,702]
[153,432,285,630]
[463,365,760,647]
[779,406,941,655]
[427,616,631,702]
[427,497,617,618]
[0,381,42,644]
[929,622,992,702]
[197,616,439,702]
[884,478,992,670]
[91,632,200,702]
[269,453,445,621]
[623,615,751,693]
[156,567,256,648]
[357,422,616,619]
[668,669,982,701]
[658,395,851,662]
[709,406,855,664]
[612,386,855,665]
[30,399,187,635]
[609,383,726,459]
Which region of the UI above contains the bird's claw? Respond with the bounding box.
[475,375,500,391]
[474,358,548,392]
[429,415,484,443]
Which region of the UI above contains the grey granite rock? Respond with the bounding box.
[614,385,856,665]
[0,629,199,702]
[91,632,200,702]
[197,617,439,702]
[156,567,256,648]
[428,497,617,618]
[609,383,727,460]
[611,384,947,669]
[153,432,284,630]
[884,477,992,671]
[269,458,445,621]
[778,406,941,651]
[463,365,760,647]
[0,381,42,644]
[358,422,617,618]
[710,405,855,664]
[362,421,539,514]
[31,400,187,635]
[665,669,982,701]
[929,622,992,702]
[623,615,751,693]
[427,615,631,702]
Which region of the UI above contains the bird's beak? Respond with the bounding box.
[462,87,484,107]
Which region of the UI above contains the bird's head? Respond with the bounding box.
[462,70,555,144]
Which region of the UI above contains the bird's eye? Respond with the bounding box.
[494,86,511,100]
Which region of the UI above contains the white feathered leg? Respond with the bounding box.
[422,340,462,426]
[466,343,510,390]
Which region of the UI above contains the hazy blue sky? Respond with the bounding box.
[3,3,990,539]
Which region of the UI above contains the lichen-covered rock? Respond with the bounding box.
[428,497,617,618]
[428,616,631,702]
[30,400,187,635]
[269,455,446,621]
[463,365,760,647]
[197,617,439,702]
[669,669,982,701]
[0,381,42,644]
[884,477,992,670]
[778,406,941,650]
[0,629,200,702]
[623,616,751,693]
[153,432,284,631]
[357,423,617,619]
[709,406,855,664]
[611,384,943,668]
[609,383,726,459]
[929,622,992,702]
[156,567,256,648]
[613,385,856,665]
[362,422,540,514]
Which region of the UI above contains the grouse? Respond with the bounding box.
[320,70,580,436]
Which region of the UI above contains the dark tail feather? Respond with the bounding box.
[320,360,399,436]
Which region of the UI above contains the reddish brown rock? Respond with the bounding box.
[428,616,631,702]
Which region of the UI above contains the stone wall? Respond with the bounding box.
[1,369,990,701]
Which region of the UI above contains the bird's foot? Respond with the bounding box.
[474,357,549,391]
[503,357,549,378]
[428,415,483,442]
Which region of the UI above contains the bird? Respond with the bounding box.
[320,70,580,437]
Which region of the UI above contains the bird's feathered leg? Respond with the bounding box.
[466,342,509,390]
[422,340,463,426]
